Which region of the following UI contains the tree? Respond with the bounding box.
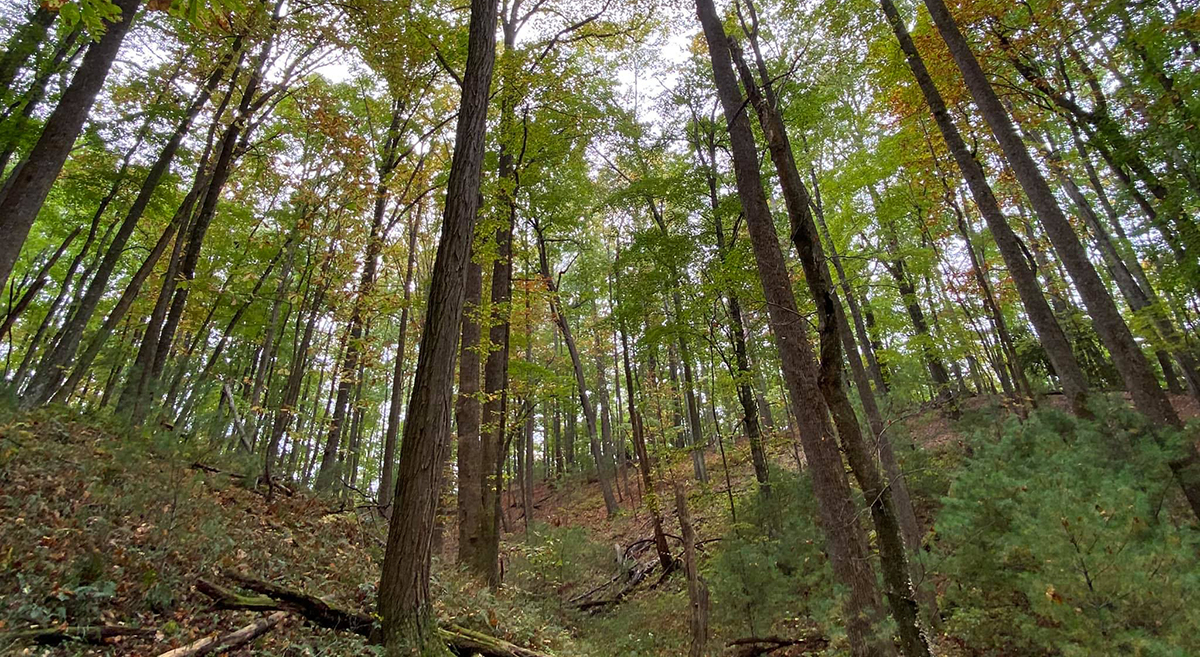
[377,0,500,651]
[693,0,889,653]
[0,0,142,295]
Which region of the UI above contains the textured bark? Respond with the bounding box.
[693,3,888,654]
[474,6,522,585]
[878,0,1090,415]
[922,0,1200,520]
[455,259,485,568]
[0,0,141,295]
[377,0,499,650]
[730,26,932,653]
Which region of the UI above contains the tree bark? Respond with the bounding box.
[377,0,499,651]
[729,25,932,653]
[693,3,888,654]
[0,0,141,295]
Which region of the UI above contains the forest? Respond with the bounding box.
[0,0,1198,654]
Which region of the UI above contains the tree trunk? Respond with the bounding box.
[694,130,769,488]
[693,3,888,654]
[455,259,486,568]
[619,316,673,574]
[923,0,1200,519]
[377,0,499,651]
[0,0,141,295]
[730,26,932,653]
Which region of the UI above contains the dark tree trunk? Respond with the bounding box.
[730,25,932,652]
[693,2,888,654]
[377,0,499,651]
[0,0,141,295]
[455,259,485,570]
[693,129,769,488]
[923,0,1200,519]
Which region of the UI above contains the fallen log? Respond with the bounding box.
[221,572,373,635]
[190,463,295,497]
[156,611,287,657]
[724,634,829,657]
[0,624,156,645]
[574,559,659,611]
[438,624,556,657]
[196,578,282,612]
[196,573,555,657]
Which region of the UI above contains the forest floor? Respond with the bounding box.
[2,392,1196,655]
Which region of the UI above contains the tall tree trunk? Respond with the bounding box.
[693,129,769,488]
[922,0,1200,519]
[877,0,1090,415]
[380,207,423,512]
[730,25,932,652]
[377,0,499,650]
[693,3,888,654]
[0,0,141,295]
[455,260,485,568]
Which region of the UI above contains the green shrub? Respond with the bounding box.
[934,402,1200,656]
[705,470,839,646]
